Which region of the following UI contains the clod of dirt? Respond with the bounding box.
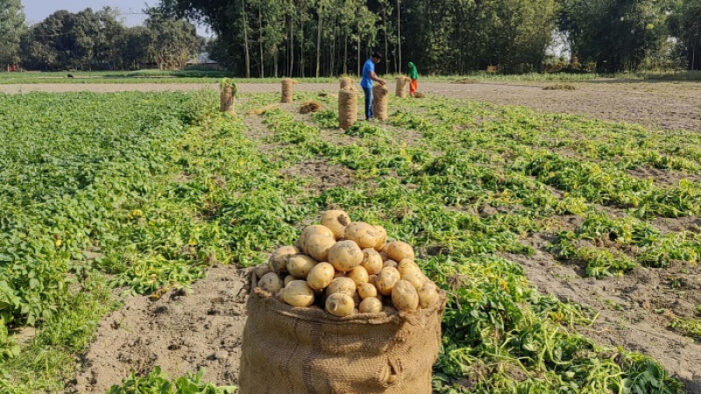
[543,84,576,91]
[71,265,249,393]
[453,78,480,84]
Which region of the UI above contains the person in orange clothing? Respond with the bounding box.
[408,61,419,97]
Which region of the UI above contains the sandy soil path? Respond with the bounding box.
[1,81,698,132]
[71,266,249,392]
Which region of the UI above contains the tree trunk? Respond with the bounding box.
[330,23,336,76]
[357,31,361,76]
[258,6,264,78]
[289,14,294,76]
[242,0,251,78]
[383,6,389,74]
[396,0,401,73]
[316,6,323,78]
[274,44,279,77]
[300,16,305,77]
[343,33,348,75]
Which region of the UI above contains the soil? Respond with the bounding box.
[628,166,701,185]
[70,265,249,393]
[1,80,698,132]
[280,160,356,194]
[506,233,701,392]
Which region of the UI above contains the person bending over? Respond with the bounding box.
[408,61,419,97]
[360,52,386,120]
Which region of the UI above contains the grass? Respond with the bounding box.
[2,89,697,392]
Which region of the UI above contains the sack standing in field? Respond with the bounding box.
[338,86,358,129]
[240,210,445,394]
[281,78,296,103]
[219,79,236,114]
[395,76,410,98]
[340,76,354,90]
[373,84,389,121]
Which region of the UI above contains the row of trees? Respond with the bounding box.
[1,0,700,74]
[0,1,203,71]
[163,0,701,76]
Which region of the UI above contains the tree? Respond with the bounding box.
[117,26,153,69]
[396,0,401,73]
[669,0,701,70]
[20,8,122,70]
[559,0,672,73]
[0,0,25,69]
[146,11,204,70]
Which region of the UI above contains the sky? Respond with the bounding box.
[21,0,213,37]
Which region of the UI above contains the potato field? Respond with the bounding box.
[0,87,699,393]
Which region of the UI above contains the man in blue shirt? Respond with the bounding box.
[360,52,387,120]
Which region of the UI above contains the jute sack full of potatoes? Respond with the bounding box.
[239,209,445,394]
[255,210,442,316]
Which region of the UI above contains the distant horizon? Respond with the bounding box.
[21,0,213,37]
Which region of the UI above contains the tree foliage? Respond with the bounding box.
[161,0,559,76]
[18,7,203,71]
[668,0,701,70]
[558,0,673,72]
[3,0,700,73]
[0,0,25,68]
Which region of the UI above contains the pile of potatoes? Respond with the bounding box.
[254,210,440,317]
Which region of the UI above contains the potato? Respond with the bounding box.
[383,260,398,269]
[287,254,316,278]
[326,277,357,297]
[397,259,420,276]
[391,280,419,312]
[258,272,284,294]
[304,234,336,261]
[385,241,415,262]
[375,267,401,296]
[300,225,335,245]
[299,225,335,256]
[359,297,383,313]
[361,248,383,275]
[284,275,295,286]
[328,240,363,272]
[343,222,379,249]
[281,280,315,307]
[379,250,389,261]
[358,283,378,299]
[321,210,351,239]
[401,269,426,290]
[253,264,272,278]
[373,225,387,250]
[306,262,335,290]
[325,293,355,317]
[347,266,369,286]
[418,281,440,309]
[268,245,299,273]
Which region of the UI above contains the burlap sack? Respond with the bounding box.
[220,85,235,114]
[281,78,296,103]
[338,88,358,129]
[395,76,410,98]
[340,77,354,90]
[239,279,445,394]
[373,84,389,121]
